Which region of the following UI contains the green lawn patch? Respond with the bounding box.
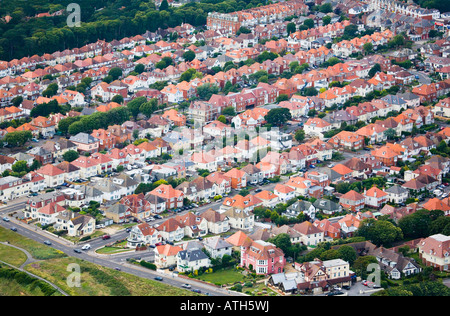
[0,226,66,260]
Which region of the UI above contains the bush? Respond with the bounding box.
[139,260,157,270]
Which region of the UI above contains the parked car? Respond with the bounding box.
[44,240,52,245]
[102,235,111,240]
[74,248,82,253]
[254,188,262,193]
[114,267,121,271]
[2,217,10,222]
[192,289,201,293]
[154,276,163,281]
[10,227,17,232]
[181,284,191,289]
[326,291,344,296]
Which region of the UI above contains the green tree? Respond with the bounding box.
[276,94,289,103]
[303,19,315,29]
[322,15,331,26]
[286,22,296,35]
[139,98,158,117]
[126,96,147,118]
[183,50,196,62]
[368,63,381,78]
[196,83,219,101]
[363,42,374,55]
[356,218,403,247]
[111,95,124,104]
[63,150,80,162]
[217,115,227,124]
[134,64,145,74]
[294,129,305,142]
[11,160,28,173]
[108,67,123,81]
[159,0,169,11]
[5,131,32,147]
[384,128,397,140]
[222,106,236,116]
[265,108,292,126]
[343,24,358,39]
[337,245,357,265]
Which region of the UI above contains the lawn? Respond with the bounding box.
[25,257,199,296]
[0,243,28,267]
[96,246,133,254]
[195,267,247,286]
[0,226,66,260]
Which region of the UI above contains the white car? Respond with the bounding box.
[81,244,91,250]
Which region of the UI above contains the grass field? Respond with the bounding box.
[196,267,247,285]
[25,258,198,296]
[0,226,67,260]
[0,243,28,267]
[0,276,63,296]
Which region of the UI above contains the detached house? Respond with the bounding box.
[418,234,450,272]
[127,222,162,248]
[240,240,286,275]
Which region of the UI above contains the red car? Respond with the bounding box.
[102,235,111,240]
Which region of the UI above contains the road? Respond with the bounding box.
[0,174,290,296]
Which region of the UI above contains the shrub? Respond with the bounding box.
[139,260,157,270]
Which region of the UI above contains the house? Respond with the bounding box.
[240,240,286,275]
[25,191,65,220]
[156,218,185,242]
[203,236,233,259]
[126,222,162,248]
[67,214,96,237]
[292,221,324,247]
[154,244,183,269]
[314,218,341,240]
[177,247,211,273]
[254,190,280,208]
[37,202,66,226]
[104,203,132,224]
[200,208,230,235]
[30,116,56,138]
[364,186,388,209]
[371,246,422,279]
[224,168,247,190]
[418,234,450,272]
[70,132,100,154]
[149,184,184,210]
[338,214,361,237]
[289,258,352,294]
[339,190,365,212]
[120,193,153,221]
[327,131,365,151]
[222,207,255,231]
[176,176,216,202]
[385,185,409,204]
[35,164,65,188]
[304,117,332,139]
[274,183,296,203]
[284,200,315,219]
[313,198,342,215]
[174,212,209,239]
